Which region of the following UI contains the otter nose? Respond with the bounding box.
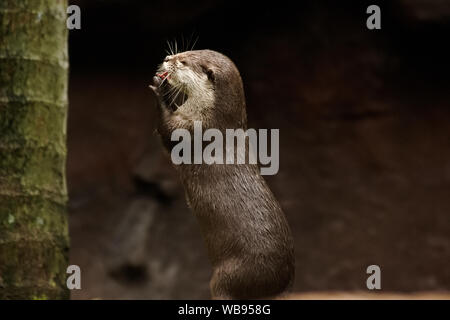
[164,56,172,62]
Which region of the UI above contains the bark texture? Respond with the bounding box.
[0,0,69,299]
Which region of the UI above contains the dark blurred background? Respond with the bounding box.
[67,0,450,299]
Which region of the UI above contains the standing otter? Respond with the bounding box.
[149,50,294,299]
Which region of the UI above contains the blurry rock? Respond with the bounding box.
[107,197,157,284]
[109,263,149,286]
[133,139,182,201]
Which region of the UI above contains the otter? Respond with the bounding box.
[149,49,294,299]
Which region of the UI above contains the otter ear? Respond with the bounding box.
[202,66,215,82]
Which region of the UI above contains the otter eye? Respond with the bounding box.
[180,60,187,65]
[208,70,214,81]
[201,66,215,82]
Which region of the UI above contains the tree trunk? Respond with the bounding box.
[0,0,69,299]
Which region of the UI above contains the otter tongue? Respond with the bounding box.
[157,71,169,80]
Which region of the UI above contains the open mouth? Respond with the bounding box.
[153,72,188,111]
[156,71,169,81]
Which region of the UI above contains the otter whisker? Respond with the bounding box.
[170,87,183,107]
[159,76,169,88]
[185,34,191,52]
[182,90,187,104]
[166,40,174,56]
[186,32,194,52]
[191,36,199,51]
[163,84,183,104]
[158,71,173,88]
[168,86,183,102]
[163,79,180,94]
[181,34,185,53]
[165,86,180,101]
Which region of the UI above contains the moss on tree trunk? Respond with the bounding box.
[0,0,69,299]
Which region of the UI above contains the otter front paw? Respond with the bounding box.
[150,75,180,114]
[149,76,163,102]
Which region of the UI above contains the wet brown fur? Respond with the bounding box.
[150,50,295,299]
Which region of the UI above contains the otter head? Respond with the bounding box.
[152,50,247,131]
